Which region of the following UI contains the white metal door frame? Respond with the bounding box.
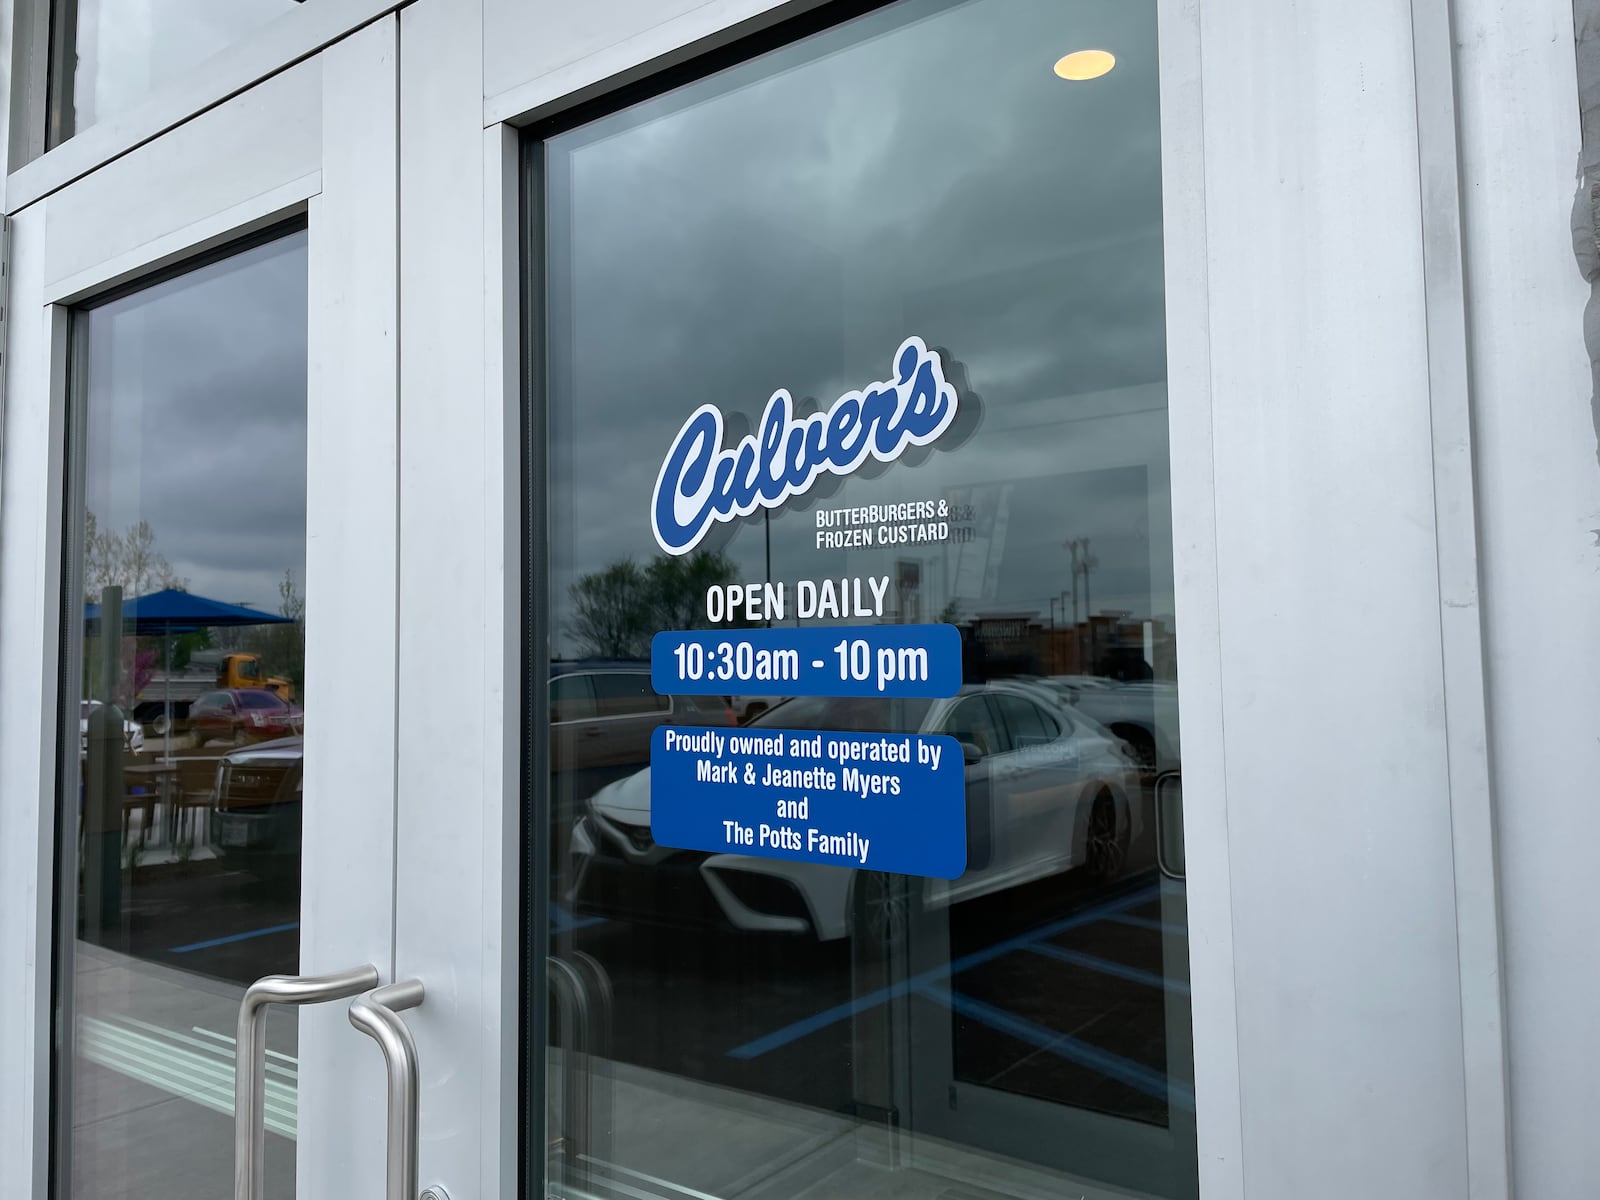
[0,18,403,1199]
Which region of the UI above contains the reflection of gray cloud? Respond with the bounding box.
[545,0,1171,651]
[72,0,294,130]
[83,234,308,610]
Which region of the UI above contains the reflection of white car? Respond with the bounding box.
[1042,677,1180,775]
[567,683,1141,941]
[80,701,146,754]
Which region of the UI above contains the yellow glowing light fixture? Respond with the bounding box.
[1053,49,1116,81]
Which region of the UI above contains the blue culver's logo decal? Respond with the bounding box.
[651,336,960,555]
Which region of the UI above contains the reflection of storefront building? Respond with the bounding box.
[0,3,1597,1200]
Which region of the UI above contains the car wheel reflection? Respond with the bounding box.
[850,870,909,945]
[1084,790,1126,883]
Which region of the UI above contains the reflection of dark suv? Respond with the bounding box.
[550,662,733,803]
[209,736,303,880]
[548,662,734,867]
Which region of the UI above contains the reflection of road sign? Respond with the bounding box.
[948,484,1012,602]
[975,616,1032,645]
[896,560,921,622]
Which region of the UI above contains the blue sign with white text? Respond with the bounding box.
[650,725,967,879]
[652,624,961,699]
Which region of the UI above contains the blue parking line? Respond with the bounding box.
[1105,913,1187,937]
[551,903,606,933]
[924,984,1195,1110]
[726,883,1158,1059]
[170,922,300,954]
[1026,942,1190,995]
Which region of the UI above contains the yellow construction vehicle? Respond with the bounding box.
[217,652,296,702]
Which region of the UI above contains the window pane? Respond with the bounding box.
[57,230,308,1200]
[534,0,1193,1196]
[50,0,297,144]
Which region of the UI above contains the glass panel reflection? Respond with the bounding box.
[536,1,1193,1197]
[50,0,297,144]
[58,231,308,1200]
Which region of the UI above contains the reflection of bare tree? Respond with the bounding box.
[569,551,740,659]
[1577,1,1600,470]
[1574,182,1600,472]
[85,512,188,595]
[84,516,188,704]
[240,568,307,694]
[208,569,309,694]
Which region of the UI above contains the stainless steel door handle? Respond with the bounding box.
[349,978,426,1200]
[1153,770,1185,881]
[235,964,381,1200]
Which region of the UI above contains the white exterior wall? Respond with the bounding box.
[1184,0,1473,1194]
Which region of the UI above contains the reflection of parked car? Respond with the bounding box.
[735,695,786,723]
[550,662,734,806]
[566,682,1141,941]
[79,701,146,754]
[189,689,303,747]
[1041,676,1180,775]
[208,736,302,878]
[132,698,192,737]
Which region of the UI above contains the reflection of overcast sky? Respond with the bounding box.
[547,0,1172,651]
[82,233,308,613]
[70,0,294,132]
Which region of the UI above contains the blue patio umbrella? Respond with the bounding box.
[85,587,293,761]
[85,587,292,635]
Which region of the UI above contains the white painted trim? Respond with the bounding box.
[1156,1,1244,1197]
[483,116,523,1200]
[296,17,402,1199]
[4,0,401,214]
[396,2,513,1197]
[482,0,829,128]
[42,172,320,305]
[0,200,64,1200]
[1407,0,1512,1195]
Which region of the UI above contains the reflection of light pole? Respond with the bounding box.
[1084,549,1094,668]
[1066,537,1096,671]
[1049,596,1058,630]
[764,510,772,629]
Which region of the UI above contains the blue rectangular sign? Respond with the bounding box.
[650,724,967,880]
[651,623,961,699]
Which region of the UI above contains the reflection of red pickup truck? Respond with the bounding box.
[188,688,304,748]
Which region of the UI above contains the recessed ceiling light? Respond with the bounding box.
[1053,49,1116,81]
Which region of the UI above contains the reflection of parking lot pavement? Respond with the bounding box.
[556,823,1192,1143]
[948,883,1190,1126]
[70,942,298,1200]
[87,862,299,986]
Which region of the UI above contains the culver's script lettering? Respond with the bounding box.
[651,336,960,555]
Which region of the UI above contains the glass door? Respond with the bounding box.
[38,19,401,1200]
[528,2,1197,1197]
